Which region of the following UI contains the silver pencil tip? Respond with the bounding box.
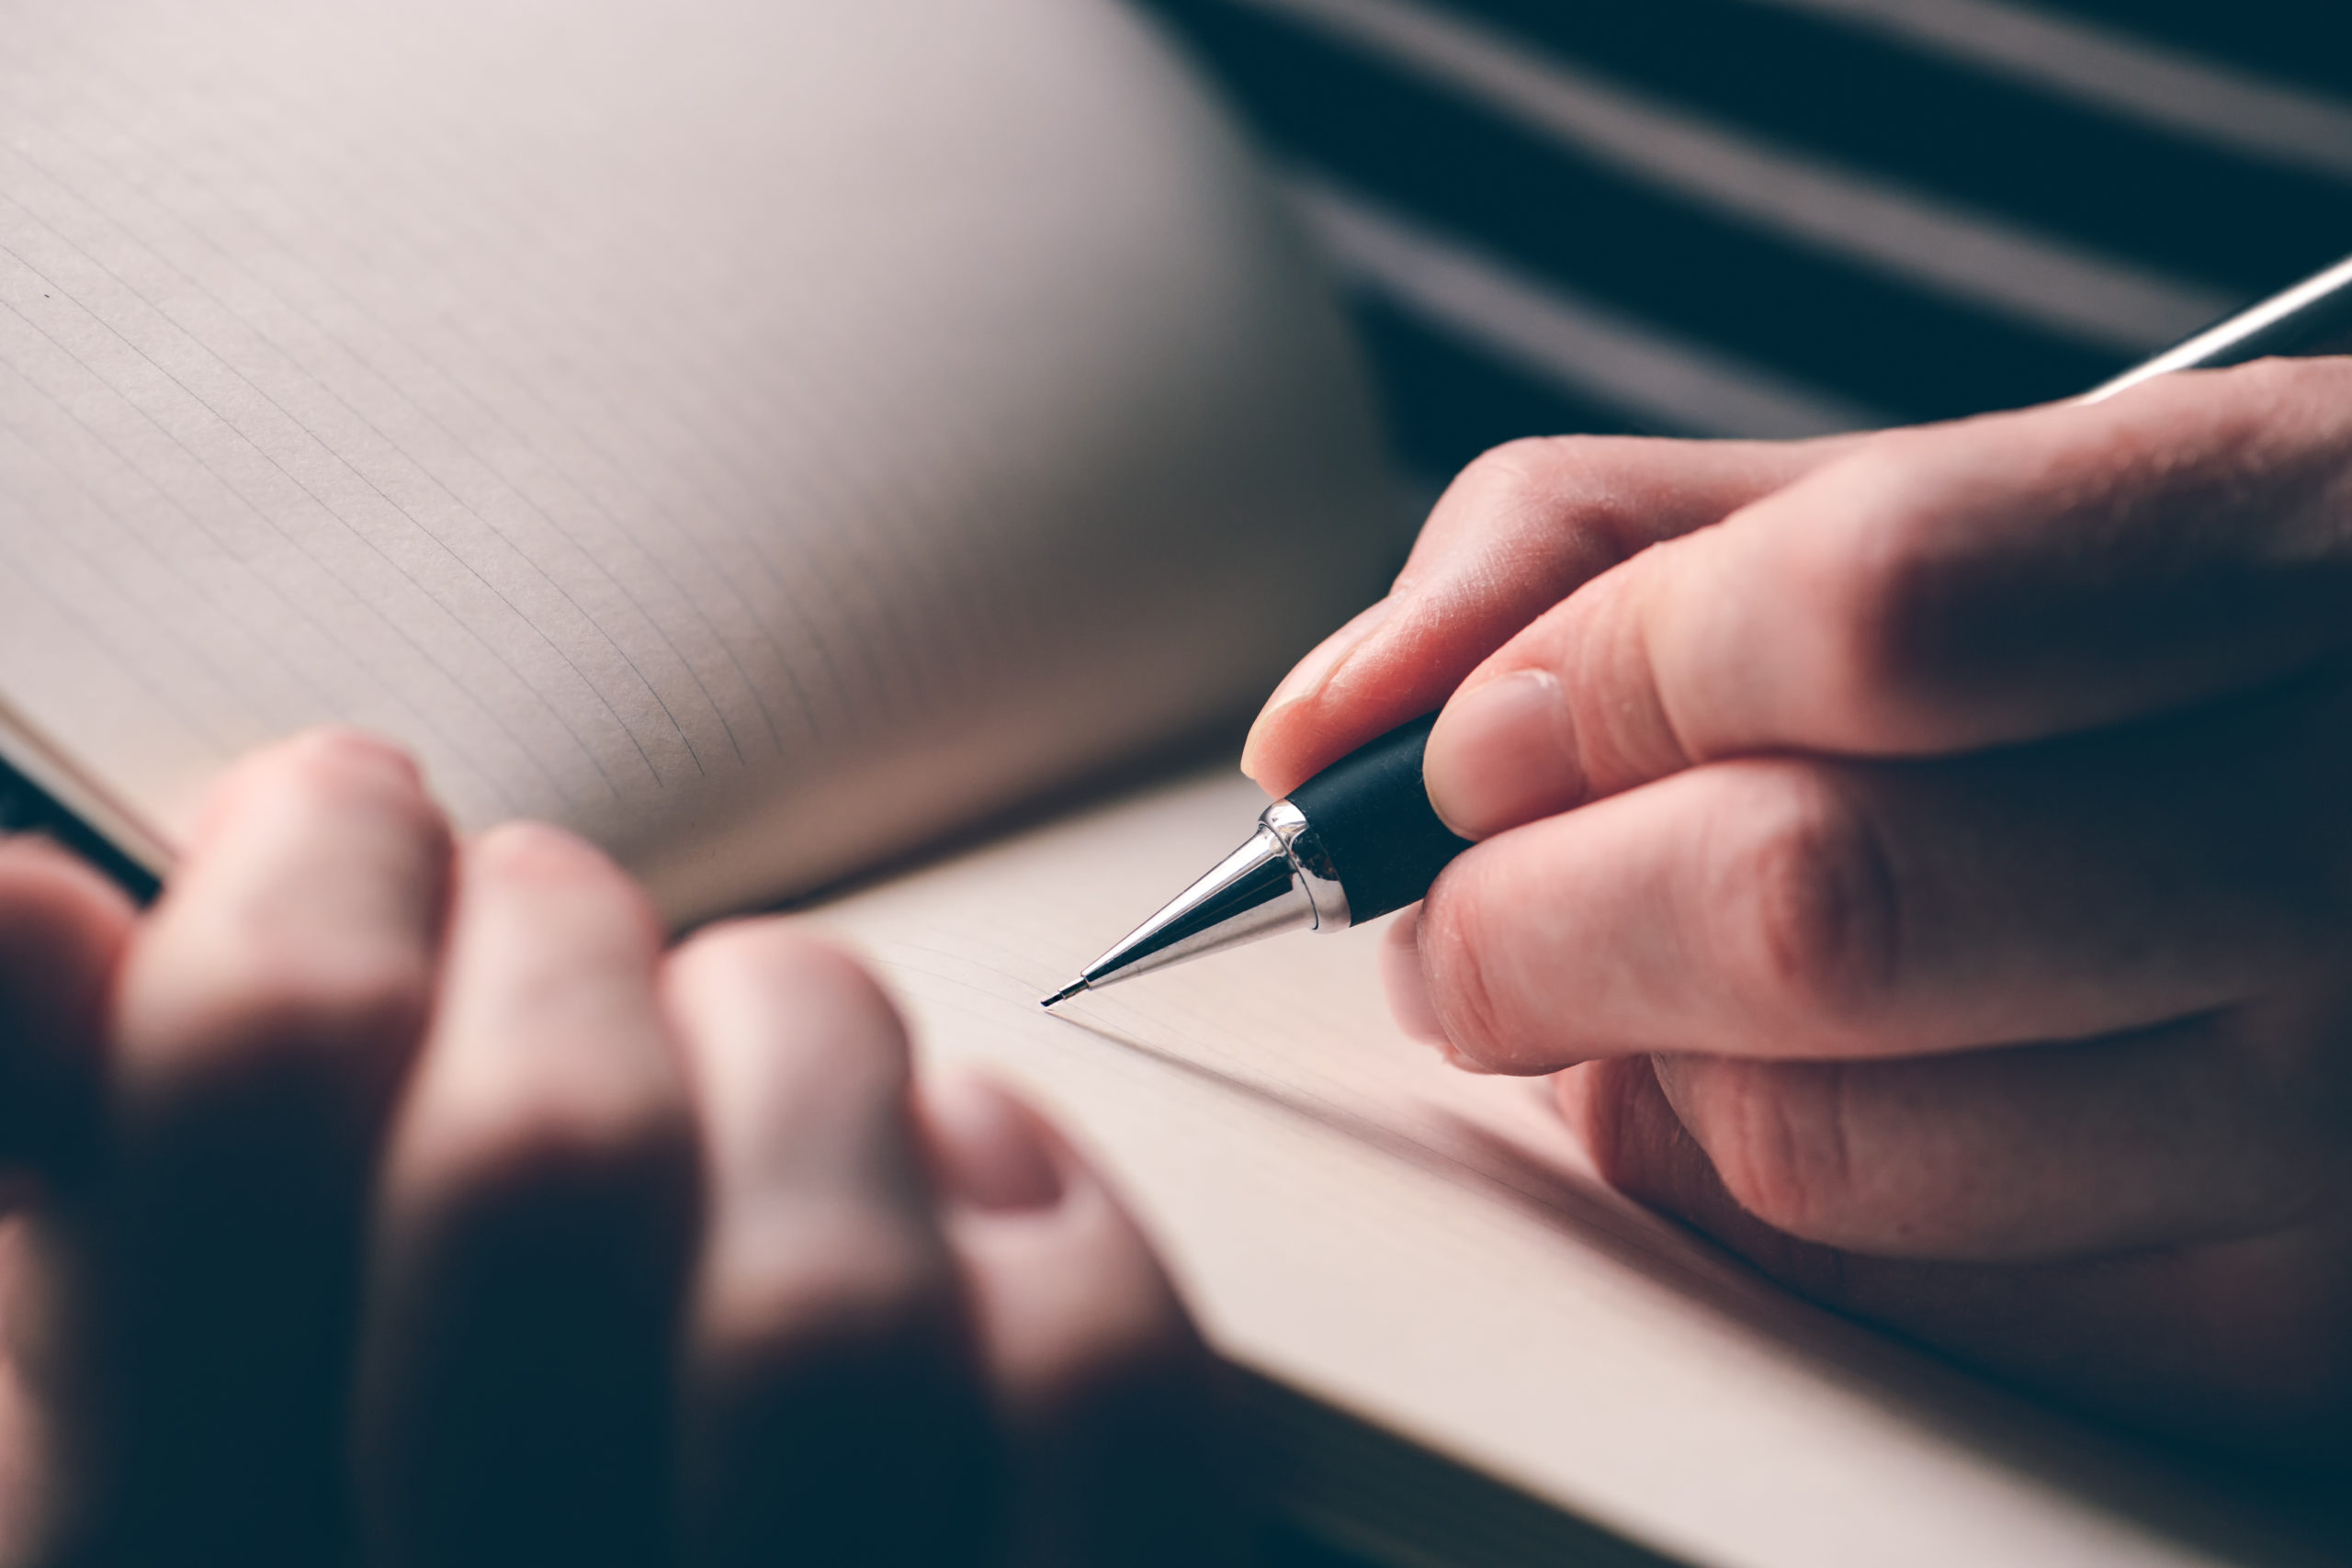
[1040,979,1089,1009]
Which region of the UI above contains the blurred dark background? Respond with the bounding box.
[1136,0,2352,490]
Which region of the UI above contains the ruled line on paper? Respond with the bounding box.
[0,146,673,799]
[0,196,650,798]
[0,120,719,784]
[0,247,580,809]
[0,415,282,752]
[158,68,890,744]
[0,15,846,831]
[189,37,1039,727]
[0,133,706,788]
[1,28,824,781]
[0,0,1402,927]
[0,289,542,818]
[230,81,956,730]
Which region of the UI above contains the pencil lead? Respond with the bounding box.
[1041,978,1089,1009]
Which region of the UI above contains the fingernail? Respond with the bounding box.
[1424,670,1581,839]
[192,728,427,851]
[925,1073,1064,1213]
[471,819,617,883]
[1379,907,1449,1047]
[1240,597,1395,782]
[294,728,424,788]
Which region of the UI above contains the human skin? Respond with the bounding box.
[1244,358,2352,1462]
[0,732,1238,1567]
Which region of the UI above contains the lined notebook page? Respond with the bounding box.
[0,0,1390,920]
[816,771,2332,1568]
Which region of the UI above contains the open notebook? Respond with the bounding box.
[0,3,2338,1565]
[0,0,1389,918]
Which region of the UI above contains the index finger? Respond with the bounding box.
[1425,359,2352,837]
[1238,434,1851,795]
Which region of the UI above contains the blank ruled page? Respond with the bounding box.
[0,0,1390,920]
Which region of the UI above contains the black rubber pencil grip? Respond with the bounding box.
[1285,712,1473,924]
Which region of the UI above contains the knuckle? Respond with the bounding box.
[215,728,435,836]
[472,823,663,947]
[1851,561,1966,722]
[1770,442,1954,739]
[152,923,435,1090]
[415,1071,696,1238]
[471,819,628,890]
[663,921,775,1017]
[1555,1060,1661,1189]
[219,937,435,1060]
[996,1260,1198,1425]
[1706,766,1900,1036]
[274,728,427,799]
[696,1204,956,1377]
[674,922,899,1033]
[1679,1060,1862,1245]
[1449,435,1637,528]
[1453,435,1564,496]
[2207,353,2352,423]
[467,822,662,948]
[672,918,796,979]
[1410,434,1677,602]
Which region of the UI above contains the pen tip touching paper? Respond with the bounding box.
[1041,979,1090,1009]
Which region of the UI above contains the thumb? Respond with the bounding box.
[1424,358,2352,839]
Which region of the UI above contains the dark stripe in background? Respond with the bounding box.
[1352,289,1642,479]
[1138,0,2352,484]
[2037,0,2352,102]
[1156,0,2121,420]
[1448,0,2352,298]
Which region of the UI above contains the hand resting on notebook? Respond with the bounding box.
[0,734,1233,1566]
[1245,356,2352,1461]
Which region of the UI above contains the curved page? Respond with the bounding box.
[0,0,1390,921]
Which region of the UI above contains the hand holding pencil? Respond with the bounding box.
[1246,357,2352,1460]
